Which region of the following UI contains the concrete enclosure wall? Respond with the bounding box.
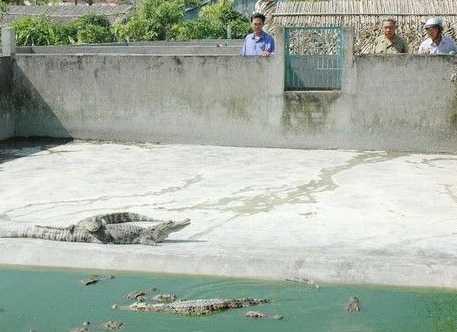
[0,57,11,92]
[13,45,243,55]
[2,40,244,55]
[348,56,457,152]
[13,54,285,144]
[283,55,457,152]
[9,52,457,152]
[0,56,14,140]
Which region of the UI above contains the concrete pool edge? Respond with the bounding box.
[1,240,457,289]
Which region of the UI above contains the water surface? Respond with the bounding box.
[1,266,456,332]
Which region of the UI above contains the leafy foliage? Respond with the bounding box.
[113,15,156,42]
[76,24,113,44]
[13,16,61,46]
[184,0,203,8]
[73,14,113,43]
[11,0,250,45]
[174,0,249,40]
[0,0,7,14]
[74,14,111,29]
[115,0,186,41]
[13,14,114,46]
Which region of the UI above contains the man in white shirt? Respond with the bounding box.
[418,17,457,55]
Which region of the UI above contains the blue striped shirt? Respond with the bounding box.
[240,32,275,56]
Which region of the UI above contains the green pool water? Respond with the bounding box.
[1,266,457,332]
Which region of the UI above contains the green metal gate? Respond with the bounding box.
[285,27,345,91]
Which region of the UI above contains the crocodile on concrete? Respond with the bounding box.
[124,298,270,316]
[0,212,191,245]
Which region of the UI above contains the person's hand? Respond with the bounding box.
[261,51,271,57]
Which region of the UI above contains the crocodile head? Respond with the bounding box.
[140,219,191,244]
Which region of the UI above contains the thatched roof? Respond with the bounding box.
[0,4,133,25]
[273,0,457,54]
[274,0,457,20]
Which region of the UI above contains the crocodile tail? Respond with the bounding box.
[0,225,90,242]
[0,225,40,239]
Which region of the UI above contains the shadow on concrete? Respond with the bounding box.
[0,136,73,164]
[11,58,71,140]
[0,58,73,164]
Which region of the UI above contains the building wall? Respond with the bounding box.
[0,56,14,140]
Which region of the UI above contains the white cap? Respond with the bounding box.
[424,17,443,29]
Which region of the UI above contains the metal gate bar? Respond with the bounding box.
[285,27,344,91]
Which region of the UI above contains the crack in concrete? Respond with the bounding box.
[2,175,203,219]
[186,151,404,239]
[390,231,457,248]
[169,151,403,216]
[188,215,239,241]
[406,157,457,168]
[444,184,457,206]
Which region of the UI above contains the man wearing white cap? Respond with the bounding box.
[418,17,457,55]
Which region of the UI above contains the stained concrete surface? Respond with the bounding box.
[1,141,457,288]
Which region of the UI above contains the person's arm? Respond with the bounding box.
[373,37,381,54]
[398,37,409,53]
[403,42,409,54]
[418,42,426,55]
[269,36,275,53]
[373,42,381,54]
[240,38,247,56]
[449,38,457,55]
[262,36,275,57]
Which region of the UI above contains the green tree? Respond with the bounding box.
[184,0,202,8]
[113,15,156,42]
[74,14,111,29]
[174,0,249,40]
[12,14,114,46]
[12,16,61,46]
[141,0,185,40]
[10,0,250,45]
[114,0,187,42]
[76,24,113,44]
[73,14,114,43]
[0,0,7,13]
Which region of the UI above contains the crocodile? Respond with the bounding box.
[346,296,361,312]
[69,320,124,332]
[152,293,177,303]
[102,320,124,331]
[245,311,284,320]
[123,298,270,316]
[0,212,190,245]
[81,274,115,286]
[124,289,172,303]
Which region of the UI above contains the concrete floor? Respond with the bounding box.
[1,140,457,288]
